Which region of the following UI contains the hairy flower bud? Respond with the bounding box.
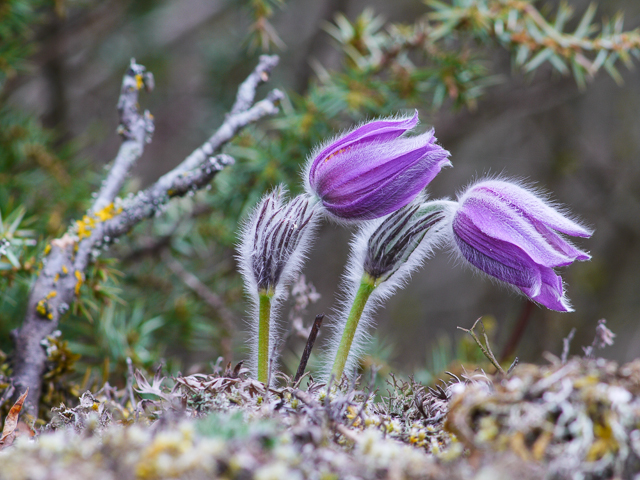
[304,112,451,221]
[325,197,452,380]
[450,179,593,312]
[364,201,449,283]
[240,188,317,294]
[238,187,318,381]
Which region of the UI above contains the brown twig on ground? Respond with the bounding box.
[294,314,324,385]
[11,55,283,413]
[458,318,509,376]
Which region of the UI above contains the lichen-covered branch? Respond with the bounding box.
[11,55,283,413]
[230,54,280,114]
[91,59,155,214]
[11,60,155,414]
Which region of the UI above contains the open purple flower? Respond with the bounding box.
[450,179,593,312]
[305,112,451,221]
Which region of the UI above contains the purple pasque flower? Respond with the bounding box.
[450,179,593,312]
[305,111,451,221]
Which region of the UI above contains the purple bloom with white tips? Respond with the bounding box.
[305,112,451,221]
[450,179,593,312]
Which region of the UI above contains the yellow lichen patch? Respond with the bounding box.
[75,270,84,296]
[532,430,553,461]
[54,273,60,283]
[135,429,197,479]
[44,244,51,255]
[62,265,68,275]
[36,291,57,320]
[94,203,122,222]
[345,406,362,428]
[509,431,531,462]
[587,420,619,461]
[409,429,427,447]
[135,73,144,90]
[36,299,48,317]
[76,215,96,239]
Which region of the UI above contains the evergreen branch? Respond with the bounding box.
[425,0,640,84]
[10,55,283,413]
[326,1,640,109]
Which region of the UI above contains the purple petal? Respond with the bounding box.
[322,141,450,219]
[531,219,591,264]
[521,267,572,312]
[455,213,572,311]
[460,195,585,268]
[309,112,419,186]
[471,181,593,238]
[453,210,540,290]
[453,179,592,312]
[315,132,442,198]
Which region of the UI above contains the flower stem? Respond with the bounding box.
[331,275,376,380]
[258,291,272,383]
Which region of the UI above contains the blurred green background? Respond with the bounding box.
[1,0,639,390]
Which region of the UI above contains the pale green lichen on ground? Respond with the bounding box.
[2,357,640,479]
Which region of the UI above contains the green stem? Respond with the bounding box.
[331,275,376,380]
[258,292,272,383]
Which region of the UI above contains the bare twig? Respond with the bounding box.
[92,59,154,214]
[11,61,154,413]
[125,357,137,412]
[583,319,615,358]
[11,55,283,412]
[162,250,236,361]
[230,54,279,115]
[507,357,519,376]
[561,328,576,365]
[161,251,236,334]
[458,318,506,376]
[294,314,324,384]
[122,203,214,264]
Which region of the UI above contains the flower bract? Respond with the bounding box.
[237,187,318,381]
[240,189,316,294]
[305,112,450,221]
[450,180,593,312]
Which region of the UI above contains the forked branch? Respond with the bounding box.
[11,55,283,413]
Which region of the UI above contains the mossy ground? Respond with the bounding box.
[2,354,640,480]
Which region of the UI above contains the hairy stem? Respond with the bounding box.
[257,292,273,383]
[331,275,376,380]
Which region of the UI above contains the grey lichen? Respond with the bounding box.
[2,353,640,479]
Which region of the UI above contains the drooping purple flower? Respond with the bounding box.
[305,112,451,221]
[450,179,593,312]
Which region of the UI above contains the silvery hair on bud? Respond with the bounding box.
[321,195,457,380]
[237,186,319,377]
